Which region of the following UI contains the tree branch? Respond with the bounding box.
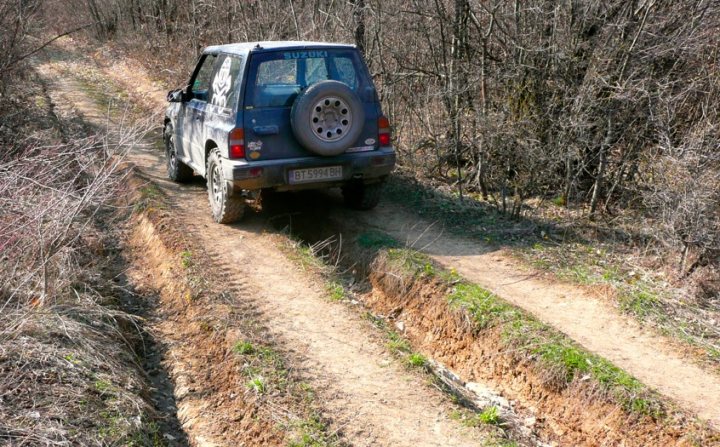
[1,23,93,73]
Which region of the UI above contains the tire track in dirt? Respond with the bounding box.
[37,58,288,446]
[131,151,489,447]
[67,43,720,429]
[49,36,719,436]
[348,203,720,428]
[41,46,495,447]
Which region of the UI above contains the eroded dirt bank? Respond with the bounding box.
[35,37,720,446]
[352,204,720,428]
[72,36,720,432]
[256,202,719,447]
[123,211,286,446]
[123,145,491,447]
[38,43,500,447]
[366,253,713,446]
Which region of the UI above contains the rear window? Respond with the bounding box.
[247,50,362,108]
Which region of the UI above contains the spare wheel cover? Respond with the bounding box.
[291,80,365,156]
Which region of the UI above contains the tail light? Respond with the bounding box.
[229,128,245,159]
[378,116,391,147]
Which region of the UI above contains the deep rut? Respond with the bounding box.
[40,45,492,447]
[131,153,488,447]
[348,204,720,428]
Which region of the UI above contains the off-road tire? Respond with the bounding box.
[164,123,193,183]
[342,182,384,210]
[206,148,245,223]
[291,80,365,156]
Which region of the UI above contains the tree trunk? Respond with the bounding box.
[590,115,612,218]
[351,0,366,55]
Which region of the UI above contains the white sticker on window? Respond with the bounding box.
[211,58,233,108]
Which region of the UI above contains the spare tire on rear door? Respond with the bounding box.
[291,80,365,156]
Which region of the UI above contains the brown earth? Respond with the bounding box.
[126,155,490,447]
[353,204,720,429]
[366,253,716,446]
[83,38,720,431]
[125,211,285,446]
[35,36,720,444]
[38,41,496,447]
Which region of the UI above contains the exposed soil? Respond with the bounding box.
[254,201,719,446]
[353,203,720,428]
[77,39,720,431]
[36,52,289,446]
[0,68,188,445]
[366,254,711,446]
[38,42,495,447]
[123,140,489,447]
[123,211,285,446]
[36,36,720,446]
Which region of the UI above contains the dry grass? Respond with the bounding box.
[0,70,162,445]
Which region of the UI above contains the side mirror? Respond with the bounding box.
[167,88,185,103]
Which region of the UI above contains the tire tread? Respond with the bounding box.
[343,182,384,210]
[207,149,245,224]
[165,125,194,183]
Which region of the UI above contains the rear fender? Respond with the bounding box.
[203,111,235,161]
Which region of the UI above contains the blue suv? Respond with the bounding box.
[163,41,396,223]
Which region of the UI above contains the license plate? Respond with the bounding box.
[289,166,343,184]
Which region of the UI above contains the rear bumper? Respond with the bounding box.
[222,148,396,192]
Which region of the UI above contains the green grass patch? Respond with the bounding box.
[134,183,167,212]
[94,379,113,394]
[478,406,501,425]
[406,352,428,368]
[288,413,342,447]
[289,244,326,271]
[552,195,566,207]
[450,407,503,428]
[325,281,346,301]
[357,230,399,249]
[180,249,193,269]
[619,287,661,320]
[386,330,412,355]
[386,248,437,278]
[246,376,266,394]
[233,341,255,355]
[448,283,520,330]
[236,342,290,395]
[63,352,81,365]
[383,246,667,419]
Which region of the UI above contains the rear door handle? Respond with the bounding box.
[253,125,279,135]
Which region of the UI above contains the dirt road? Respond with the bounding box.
[352,203,720,428]
[38,38,720,444]
[39,45,493,447]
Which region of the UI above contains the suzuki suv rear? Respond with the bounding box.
[163,41,396,223]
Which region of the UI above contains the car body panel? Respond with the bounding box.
[223,148,396,192]
[164,41,395,195]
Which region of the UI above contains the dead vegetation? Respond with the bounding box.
[0,66,164,444]
[124,195,347,446]
[3,0,719,443]
[35,0,720,365]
